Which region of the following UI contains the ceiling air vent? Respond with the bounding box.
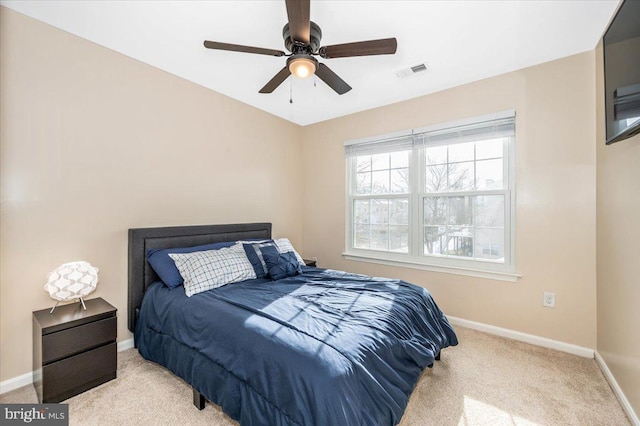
[396,63,429,79]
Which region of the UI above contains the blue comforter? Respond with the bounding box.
[135,267,457,426]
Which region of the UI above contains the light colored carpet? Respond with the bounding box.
[1,327,630,425]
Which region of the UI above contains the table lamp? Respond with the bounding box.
[44,261,99,313]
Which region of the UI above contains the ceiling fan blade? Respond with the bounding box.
[319,38,398,59]
[315,63,352,95]
[259,67,292,93]
[285,0,310,44]
[204,40,285,57]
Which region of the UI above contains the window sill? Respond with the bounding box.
[342,252,521,283]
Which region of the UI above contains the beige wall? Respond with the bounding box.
[0,8,303,381]
[302,51,598,348]
[595,41,640,415]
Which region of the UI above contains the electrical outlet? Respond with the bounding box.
[543,292,556,308]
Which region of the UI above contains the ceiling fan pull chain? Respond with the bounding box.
[289,77,293,104]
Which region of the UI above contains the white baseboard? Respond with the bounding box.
[117,338,134,352]
[0,338,135,395]
[0,372,34,395]
[595,351,640,426]
[447,316,595,358]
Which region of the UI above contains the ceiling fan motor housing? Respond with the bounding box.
[283,21,322,53]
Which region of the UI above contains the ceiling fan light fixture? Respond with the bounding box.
[288,56,317,79]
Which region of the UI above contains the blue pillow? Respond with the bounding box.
[242,240,276,278]
[259,245,301,280]
[147,241,236,288]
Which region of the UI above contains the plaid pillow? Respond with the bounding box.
[169,244,256,297]
[147,241,236,289]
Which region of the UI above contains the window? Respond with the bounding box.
[345,112,516,280]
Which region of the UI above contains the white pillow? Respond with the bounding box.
[169,244,256,297]
[273,238,305,266]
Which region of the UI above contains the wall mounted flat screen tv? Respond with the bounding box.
[603,0,640,145]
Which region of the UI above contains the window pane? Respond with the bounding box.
[425,145,447,165]
[356,155,372,172]
[476,138,504,160]
[354,199,409,254]
[370,199,389,224]
[448,161,474,191]
[390,168,409,193]
[390,151,409,168]
[354,224,370,249]
[476,159,503,190]
[389,225,409,253]
[371,153,389,171]
[475,195,504,227]
[446,227,473,258]
[424,226,447,255]
[424,197,447,225]
[449,142,474,162]
[354,200,370,224]
[356,172,371,195]
[448,196,473,226]
[475,228,504,262]
[389,199,409,225]
[371,170,390,194]
[425,164,448,192]
[370,225,389,250]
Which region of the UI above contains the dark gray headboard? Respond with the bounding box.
[127,223,272,332]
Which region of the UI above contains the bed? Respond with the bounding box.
[128,223,457,425]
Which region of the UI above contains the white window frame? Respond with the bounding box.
[344,111,520,282]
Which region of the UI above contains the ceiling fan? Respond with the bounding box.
[203,0,398,95]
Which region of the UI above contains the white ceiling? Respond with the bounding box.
[1,0,620,126]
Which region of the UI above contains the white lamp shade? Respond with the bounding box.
[44,261,99,302]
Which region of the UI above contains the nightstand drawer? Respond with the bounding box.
[42,342,116,403]
[42,317,116,364]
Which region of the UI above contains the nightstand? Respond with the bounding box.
[33,297,117,403]
[303,259,317,267]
